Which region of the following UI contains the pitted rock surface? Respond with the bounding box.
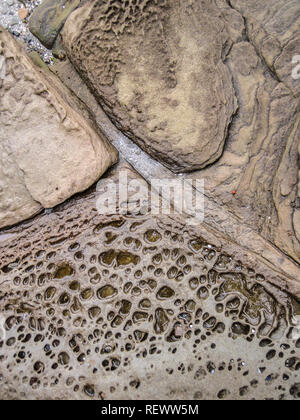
[0,165,299,400]
[62,0,241,173]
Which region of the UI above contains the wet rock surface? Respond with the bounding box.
[0,28,118,229]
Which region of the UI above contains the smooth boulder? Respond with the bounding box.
[0,28,118,229]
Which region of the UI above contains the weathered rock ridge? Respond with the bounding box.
[0,0,299,401]
[0,28,118,229]
[60,0,300,264]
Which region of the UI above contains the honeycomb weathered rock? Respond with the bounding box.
[62,0,241,173]
[29,0,80,49]
[0,164,299,400]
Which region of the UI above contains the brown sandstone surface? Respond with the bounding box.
[0,0,299,401]
[0,28,118,229]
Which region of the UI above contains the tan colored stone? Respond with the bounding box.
[0,28,118,229]
[62,0,243,173]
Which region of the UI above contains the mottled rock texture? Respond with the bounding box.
[0,28,118,229]
[29,0,80,49]
[62,0,242,173]
[61,0,300,264]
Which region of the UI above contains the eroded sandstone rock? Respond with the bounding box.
[59,0,300,264]
[0,28,118,229]
[0,0,299,402]
[62,0,243,173]
[52,55,300,280]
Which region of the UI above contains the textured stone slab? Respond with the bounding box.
[51,57,300,290]
[62,0,243,173]
[0,28,118,229]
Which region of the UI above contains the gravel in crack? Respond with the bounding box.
[0,0,53,64]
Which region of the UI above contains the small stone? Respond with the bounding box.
[174,325,183,338]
